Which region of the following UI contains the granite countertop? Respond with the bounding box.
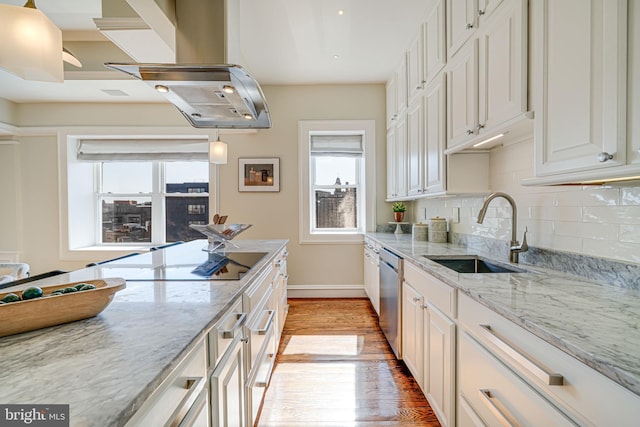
[0,239,287,427]
[367,232,640,398]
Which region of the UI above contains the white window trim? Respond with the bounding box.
[298,120,376,244]
[57,127,220,261]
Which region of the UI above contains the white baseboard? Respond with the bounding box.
[287,283,367,298]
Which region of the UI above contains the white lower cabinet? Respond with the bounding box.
[424,303,455,427]
[459,330,576,426]
[125,338,209,427]
[210,334,245,427]
[458,292,640,427]
[402,261,456,427]
[402,281,424,387]
[364,239,380,315]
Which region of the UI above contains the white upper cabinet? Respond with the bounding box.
[424,75,446,194]
[446,40,478,149]
[407,29,425,104]
[407,97,425,196]
[386,116,408,200]
[424,0,447,86]
[386,57,409,129]
[446,0,478,58]
[530,0,628,178]
[446,0,530,152]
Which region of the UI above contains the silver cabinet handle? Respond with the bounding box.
[256,309,275,335]
[477,123,485,130]
[413,297,422,303]
[466,129,474,135]
[479,324,564,385]
[254,353,276,388]
[164,376,206,427]
[222,312,246,339]
[467,23,474,29]
[596,152,614,162]
[478,389,517,427]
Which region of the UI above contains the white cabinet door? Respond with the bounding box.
[396,57,408,116]
[533,0,627,176]
[424,74,446,194]
[386,127,397,199]
[395,115,408,198]
[407,28,425,103]
[425,304,456,427]
[407,97,425,196]
[402,281,424,388]
[446,39,478,149]
[386,74,397,128]
[424,0,447,85]
[447,0,478,58]
[478,0,527,132]
[478,0,505,23]
[211,335,245,427]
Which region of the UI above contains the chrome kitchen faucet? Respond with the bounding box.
[477,192,528,263]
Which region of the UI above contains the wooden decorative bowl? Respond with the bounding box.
[0,278,126,337]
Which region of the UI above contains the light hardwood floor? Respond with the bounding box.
[257,298,442,427]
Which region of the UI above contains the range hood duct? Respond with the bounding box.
[105,0,271,129]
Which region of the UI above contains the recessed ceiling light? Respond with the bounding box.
[243,113,253,120]
[222,85,235,94]
[338,9,344,15]
[154,85,169,93]
[333,54,340,60]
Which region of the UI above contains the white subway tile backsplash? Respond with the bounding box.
[619,225,640,243]
[582,240,640,264]
[621,187,640,205]
[583,206,640,224]
[410,140,640,265]
[554,221,619,241]
[553,188,620,207]
[529,205,583,222]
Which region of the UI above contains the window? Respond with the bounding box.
[310,135,363,233]
[98,161,209,244]
[62,133,215,254]
[299,120,376,244]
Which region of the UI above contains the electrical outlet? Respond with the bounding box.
[452,207,460,223]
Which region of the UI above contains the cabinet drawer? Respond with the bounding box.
[459,293,640,426]
[126,340,207,427]
[244,264,276,314]
[209,298,245,368]
[459,331,576,426]
[246,287,275,374]
[404,261,456,318]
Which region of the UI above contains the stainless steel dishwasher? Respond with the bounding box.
[378,247,403,359]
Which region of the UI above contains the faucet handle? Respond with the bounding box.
[511,227,529,253]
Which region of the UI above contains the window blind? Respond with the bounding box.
[76,139,209,161]
[310,134,363,157]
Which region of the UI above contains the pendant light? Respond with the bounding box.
[209,132,228,165]
[0,0,63,82]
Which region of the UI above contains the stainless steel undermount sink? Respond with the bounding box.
[423,255,526,274]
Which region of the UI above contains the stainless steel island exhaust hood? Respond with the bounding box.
[100,0,271,129]
[105,62,271,129]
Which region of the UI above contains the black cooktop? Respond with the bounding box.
[95,250,268,281]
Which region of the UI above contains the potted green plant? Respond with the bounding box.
[392,202,406,222]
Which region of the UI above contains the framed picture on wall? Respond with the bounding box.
[238,157,280,192]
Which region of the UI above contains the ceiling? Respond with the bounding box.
[0,0,433,103]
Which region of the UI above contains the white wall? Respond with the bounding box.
[414,138,640,265]
[0,84,387,295]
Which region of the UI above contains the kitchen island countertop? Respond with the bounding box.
[367,232,640,398]
[0,239,287,427]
